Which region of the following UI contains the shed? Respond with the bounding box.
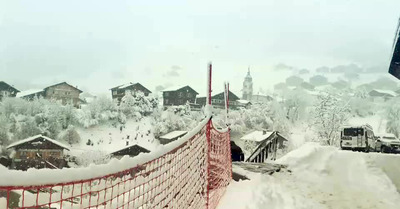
[110,144,150,159]
[230,141,244,162]
[159,131,188,145]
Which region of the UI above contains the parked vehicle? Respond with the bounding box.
[340,124,375,152]
[374,133,400,153]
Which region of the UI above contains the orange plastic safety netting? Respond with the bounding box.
[0,118,231,209]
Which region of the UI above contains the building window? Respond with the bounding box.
[178,92,183,98]
[187,93,191,97]
[113,91,117,95]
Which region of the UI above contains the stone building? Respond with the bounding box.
[242,68,253,100]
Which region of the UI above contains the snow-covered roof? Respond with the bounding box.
[237,100,251,104]
[7,135,70,150]
[162,85,188,92]
[342,123,373,130]
[370,89,397,97]
[16,89,44,98]
[160,131,188,140]
[252,93,272,97]
[240,131,274,142]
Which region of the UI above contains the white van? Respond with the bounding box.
[340,124,375,152]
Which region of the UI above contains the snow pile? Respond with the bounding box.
[218,173,318,209]
[219,143,400,209]
[0,198,6,209]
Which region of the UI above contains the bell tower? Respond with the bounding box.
[242,67,253,100]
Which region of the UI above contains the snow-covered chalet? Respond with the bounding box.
[6,135,70,170]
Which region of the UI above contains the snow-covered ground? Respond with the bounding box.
[218,143,400,209]
[66,117,160,164]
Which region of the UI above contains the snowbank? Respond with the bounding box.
[0,116,210,187]
[218,168,319,209]
[220,143,400,209]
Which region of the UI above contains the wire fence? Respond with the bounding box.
[0,119,231,209]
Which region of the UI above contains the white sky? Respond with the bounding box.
[1,0,399,96]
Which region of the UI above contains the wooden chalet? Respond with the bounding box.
[17,82,83,107]
[43,82,83,107]
[6,135,70,170]
[110,144,150,159]
[162,86,198,106]
[0,81,20,100]
[196,90,240,109]
[159,131,187,145]
[110,82,152,102]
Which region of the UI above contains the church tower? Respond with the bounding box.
[242,67,253,100]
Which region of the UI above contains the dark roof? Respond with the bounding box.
[44,82,83,93]
[0,81,20,93]
[213,90,240,101]
[110,144,150,156]
[110,82,152,94]
[162,85,199,94]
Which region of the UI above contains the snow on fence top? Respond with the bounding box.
[240,131,274,142]
[6,134,70,150]
[159,131,188,140]
[0,116,211,187]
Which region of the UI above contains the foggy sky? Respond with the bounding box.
[1,0,399,96]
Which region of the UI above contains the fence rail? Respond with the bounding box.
[0,118,231,209]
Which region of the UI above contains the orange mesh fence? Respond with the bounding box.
[0,118,231,209]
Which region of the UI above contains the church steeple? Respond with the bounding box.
[242,67,253,100]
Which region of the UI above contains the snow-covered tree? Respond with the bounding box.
[0,115,9,146]
[348,88,373,117]
[60,125,81,145]
[119,91,158,119]
[282,89,311,123]
[312,92,350,146]
[386,98,400,137]
[77,96,119,128]
[14,117,42,140]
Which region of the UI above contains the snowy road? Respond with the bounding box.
[218,143,400,209]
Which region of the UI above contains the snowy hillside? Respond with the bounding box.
[67,117,160,166]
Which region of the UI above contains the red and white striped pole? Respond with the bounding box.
[206,62,212,208]
[207,62,212,106]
